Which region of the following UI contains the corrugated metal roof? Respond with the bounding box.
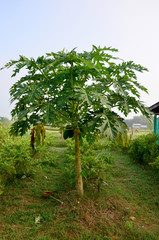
[149,102,159,114]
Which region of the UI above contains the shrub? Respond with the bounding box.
[0,124,10,146]
[150,155,159,170]
[0,137,36,184]
[63,138,113,190]
[81,151,113,191]
[129,134,159,165]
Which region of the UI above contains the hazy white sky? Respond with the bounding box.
[1,0,159,119]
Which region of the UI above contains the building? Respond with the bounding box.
[149,102,159,135]
[132,123,147,129]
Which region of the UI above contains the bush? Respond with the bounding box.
[0,124,10,146]
[150,155,159,170]
[0,136,36,184]
[63,138,113,190]
[129,134,159,165]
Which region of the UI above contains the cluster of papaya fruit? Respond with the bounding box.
[63,126,84,140]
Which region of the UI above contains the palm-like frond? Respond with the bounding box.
[2,45,150,136]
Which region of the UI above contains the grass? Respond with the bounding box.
[109,152,159,235]
[0,128,159,239]
[129,129,152,139]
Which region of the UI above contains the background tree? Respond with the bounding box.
[125,115,153,130]
[2,46,150,195]
[0,117,11,125]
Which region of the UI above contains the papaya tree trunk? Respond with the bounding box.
[74,128,84,196]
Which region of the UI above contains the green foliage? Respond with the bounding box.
[9,119,30,136]
[0,138,35,184]
[0,126,37,186]
[0,124,10,145]
[150,155,159,170]
[110,131,130,152]
[129,134,159,165]
[63,138,113,190]
[2,45,150,140]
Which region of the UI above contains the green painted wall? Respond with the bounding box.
[154,116,159,135]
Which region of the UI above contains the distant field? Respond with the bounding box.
[128,129,152,139]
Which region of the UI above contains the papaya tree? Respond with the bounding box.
[2,46,150,195]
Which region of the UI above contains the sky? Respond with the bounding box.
[0,0,159,119]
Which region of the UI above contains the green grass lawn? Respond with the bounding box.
[0,129,159,240]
